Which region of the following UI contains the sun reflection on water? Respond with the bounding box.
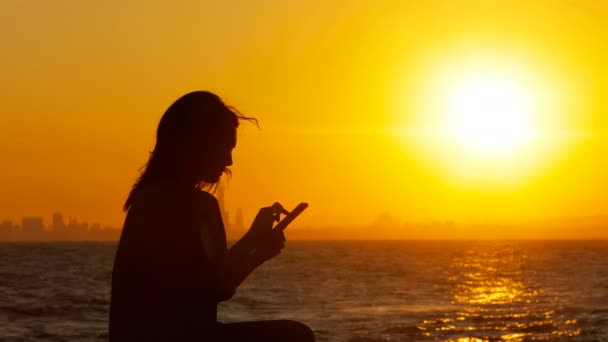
[417,243,582,341]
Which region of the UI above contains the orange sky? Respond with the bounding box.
[1,1,607,238]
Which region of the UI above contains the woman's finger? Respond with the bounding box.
[259,206,281,222]
[271,202,289,215]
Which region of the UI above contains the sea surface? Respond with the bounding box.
[0,240,607,341]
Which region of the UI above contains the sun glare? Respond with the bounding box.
[444,73,535,155]
[393,51,574,185]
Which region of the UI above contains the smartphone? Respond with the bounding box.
[274,202,308,232]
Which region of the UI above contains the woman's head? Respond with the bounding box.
[123,91,256,211]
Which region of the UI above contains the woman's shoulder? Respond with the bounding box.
[192,189,220,211]
[126,184,195,214]
[126,184,219,219]
[131,183,178,206]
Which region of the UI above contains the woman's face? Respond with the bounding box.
[196,127,236,183]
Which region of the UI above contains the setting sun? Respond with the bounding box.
[443,71,535,156]
[394,50,582,187]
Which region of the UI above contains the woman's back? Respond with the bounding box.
[109,184,225,341]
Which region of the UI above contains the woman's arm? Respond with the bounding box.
[195,192,285,302]
[215,233,262,296]
[214,228,285,302]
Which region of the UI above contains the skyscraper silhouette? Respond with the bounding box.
[53,212,66,231]
[21,217,44,240]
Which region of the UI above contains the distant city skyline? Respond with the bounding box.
[0,193,248,241]
[0,183,246,241]
[1,209,607,241]
[0,212,120,242]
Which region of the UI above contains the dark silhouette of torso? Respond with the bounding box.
[109,183,227,341]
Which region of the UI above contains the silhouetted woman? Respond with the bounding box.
[109,91,315,341]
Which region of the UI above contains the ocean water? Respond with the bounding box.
[0,240,607,341]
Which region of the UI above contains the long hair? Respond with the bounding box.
[123,91,256,212]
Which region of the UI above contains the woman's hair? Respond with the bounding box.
[123,91,256,212]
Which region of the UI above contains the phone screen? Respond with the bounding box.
[274,203,308,231]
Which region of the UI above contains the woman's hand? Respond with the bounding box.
[247,202,289,240]
[251,228,286,263]
[245,202,289,263]
[219,203,289,292]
